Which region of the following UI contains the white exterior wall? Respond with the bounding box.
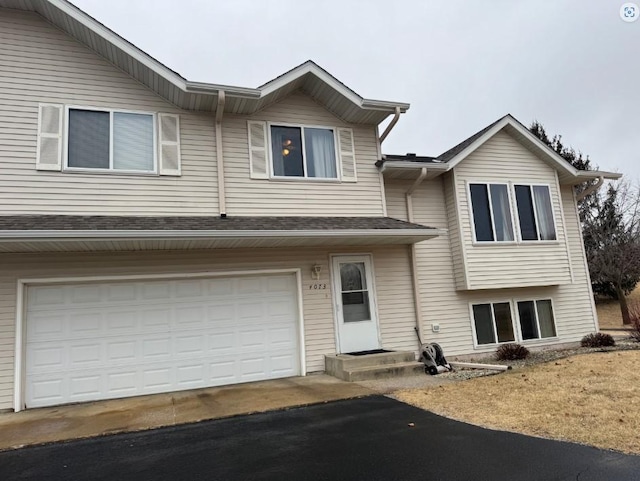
[450,130,572,289]
[0,246,416,409]
[0,10,219,216]
[223,93,385,216]
[385,175,597,357]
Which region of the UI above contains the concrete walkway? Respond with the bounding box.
[0,375,373,451]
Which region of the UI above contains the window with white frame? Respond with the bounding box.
[472,302,516,345]
[516,299,557,340]
[67,108,155,172]
[469,183,515,242]
[471,298,557,346]
[270,125,337,179]
[514,185,556,241]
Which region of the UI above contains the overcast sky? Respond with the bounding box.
[71,0,640,179]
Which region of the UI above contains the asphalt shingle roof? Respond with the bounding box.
[0,215,435,231]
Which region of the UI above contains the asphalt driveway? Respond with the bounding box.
[1,395,639,481]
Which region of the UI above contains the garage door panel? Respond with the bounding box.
[25,273,300,408]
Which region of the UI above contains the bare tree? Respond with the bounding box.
[583,182,640,324]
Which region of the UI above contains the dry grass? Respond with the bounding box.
[596,286,640,329]
[395,350,640,454]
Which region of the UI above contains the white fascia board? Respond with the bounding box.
[49,0,188,91]
[379,161,449,173]
[185,81,260,98]
[258,62,409,112]
[0,228,442,240]
[575,170,622,180]
[446,116,578,178]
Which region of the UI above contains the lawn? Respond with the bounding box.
[596,287,640,329]
[395,350,640,454]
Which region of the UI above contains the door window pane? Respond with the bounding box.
[342,292,371,322]
[340,262,370,323]
[68,109,110,169]
[271,126,303,177]
[304,128,337,178]
[517,301,539,340]
[472,304,495,344]
[470,184,494,241]
[536,300,556,338]
[113,112,154,171]
[490,184,514,241]
[533,186,556,240]
[493,302,515,342]
[515,185,538,240]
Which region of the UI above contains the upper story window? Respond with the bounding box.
[67,108,155,173]
[247,120,357,183]
[36,103,181,176]
[514,185,556,241]
[270,125,337,179]
[469,183,515,242]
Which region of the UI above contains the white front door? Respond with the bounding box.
[332,255,380,353]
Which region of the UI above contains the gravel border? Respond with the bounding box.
[438,338,640,382]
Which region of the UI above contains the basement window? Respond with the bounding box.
[516,299,557,340]
[472,302,516,345]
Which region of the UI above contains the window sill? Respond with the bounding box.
[268,176,343,184]
[63,168,159,177]
[471,241,560,247]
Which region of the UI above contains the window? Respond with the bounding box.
[472,302,515,345]
[514,185,556,240]
[270,125,337,179]
[517,300,557,340]
[67,108,155,172]
[469,183,515,242]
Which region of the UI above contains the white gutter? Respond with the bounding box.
[215,91,227,217]
[379,107,401,144]
[576,175,604,202]
[0,229,441,241]
[406,168,428,349]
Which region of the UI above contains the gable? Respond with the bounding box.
[452,128,558,184]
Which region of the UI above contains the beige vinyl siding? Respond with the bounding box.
[454,130,571,289]
[443,171,467,289]
[223,93,385,216]
[0,10,218,215]
[0,245,414,409]
[385,175,597,358]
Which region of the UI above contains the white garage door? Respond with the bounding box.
[25,274,300,408]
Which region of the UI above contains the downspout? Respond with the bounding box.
[407,167,428,349]
[215,91,227,217]
[576,175,604,201]
[379,106,401,144]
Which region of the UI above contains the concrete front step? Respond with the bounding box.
[343,361,425,382]
[325,351,422,382]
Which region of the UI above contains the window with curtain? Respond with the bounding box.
[67,108,155,172]
[514,185,556,241]
[270,125,337,179]
[469,183,515,242]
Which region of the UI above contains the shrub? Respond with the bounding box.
[581,332,616,348]
[496,343,530,361]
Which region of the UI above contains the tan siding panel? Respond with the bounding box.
[223,93,385,216]
[0,10,218,215]
[453,130,571,289]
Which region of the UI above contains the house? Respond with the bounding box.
[0,0,620,412]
